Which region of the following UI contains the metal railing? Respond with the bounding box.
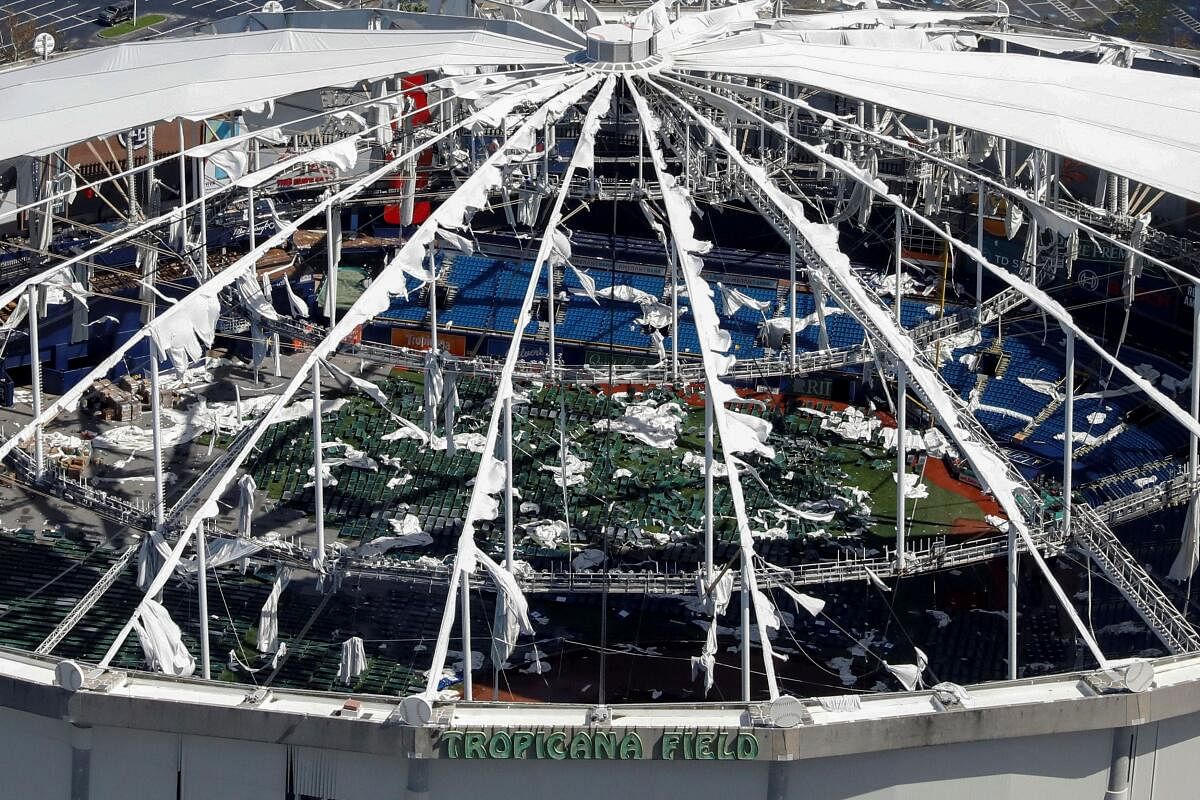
[1072,504,1200,653]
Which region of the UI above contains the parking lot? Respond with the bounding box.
[2,0,297,52]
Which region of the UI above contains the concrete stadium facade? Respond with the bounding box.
[2,647,1198,799]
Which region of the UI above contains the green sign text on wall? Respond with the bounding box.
[441,729,760,761]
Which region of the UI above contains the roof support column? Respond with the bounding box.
[976,177,985,317]
[896,362,907,570]
[789,235,797,369]
[428,246,438,353]
[150,308,164,531]
[1187,297,1200,610]
[671,240,680,382]
[311,360,326,570]
[894,205,903,324]
[1008,504,1019,680]
[177,121,188,253]
[547,238,556,373]
[503,396,514,570]
[741,556,751,702]
[460,571,473,702]
[198,157,209,278]
[197,518,211,680]
[28,284,43,479]
[324,204,339,325]
[704,387,714,581]
[1063,328,1075,536]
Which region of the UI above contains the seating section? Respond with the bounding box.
[560,267,666,349]
[941,322,1191,502]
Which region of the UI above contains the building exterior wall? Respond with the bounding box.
[5,651,1200,800]
[4,702,1200,800]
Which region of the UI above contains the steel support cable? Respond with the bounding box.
[0,69,580,473]
[643,74,1112,670]
[654,73,1200,445]
[625,76,782,700]
[664,69,1200,292]
[0,65,573,323]
[421,73,614,697]
[98,70,596,674]
[1,64,569,228]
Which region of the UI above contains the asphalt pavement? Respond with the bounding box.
[2,0,297,53]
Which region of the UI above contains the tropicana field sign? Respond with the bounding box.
[441,729,760,760]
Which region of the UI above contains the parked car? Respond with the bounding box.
[97,2,134,25]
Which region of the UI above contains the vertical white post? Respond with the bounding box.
[27,285,43,478]
[272,332,282,378]
[1191,293,1200,483]
[740,558,752,702]
[1190,295,1200,612]
[685,122,691,189]
[248,187,257,251]
[542,117,551,186]
[460,572,473,702]
[976,178,985,317]
[149,333,165,531]
[428,248,438,354]
[1007,515,1019,681]
[671,242,680,383]
[325,204,338,326]
[894,207,903,324]
[234,384,243,427]
[177,121,188,252]
[503,397,514,569]
[1063,329,1075,535]
[1030,152,1041,280]
[637,117,645,188]
[704,388,715,581]
[198,158,209,278]
[197,520,211,680]
[812,277,831,352]
[547,257,556,376]
[311,361,326,569]
[789,238,797,369]
[895,363,907,570]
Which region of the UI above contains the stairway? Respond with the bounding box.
[1014,376,1066,443]
[1073,505,1200,654]
[1174,5,1200,35]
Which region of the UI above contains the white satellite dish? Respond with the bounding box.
[262,1,284,12]
[399,693,433,726]
[32,32,56,60]
[1119,661,1155,694]
[54,660,85,692]
[766,695,807,728]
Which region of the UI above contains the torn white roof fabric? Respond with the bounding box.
[672,38,1200,202]
[0,27,571,161]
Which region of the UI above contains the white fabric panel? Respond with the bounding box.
[627,77,781,698]
[658,74,1112,666]
[673,36,1200,202]
[134,598,196,676]
[422,74,612,692]
[106,74,597,682]
[773,8,1002,29]
[182,736,285,800]
[666,0,769,49]
[0,27,571,161]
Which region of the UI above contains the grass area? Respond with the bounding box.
[839,449,988,539]
[97,13,165,39]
